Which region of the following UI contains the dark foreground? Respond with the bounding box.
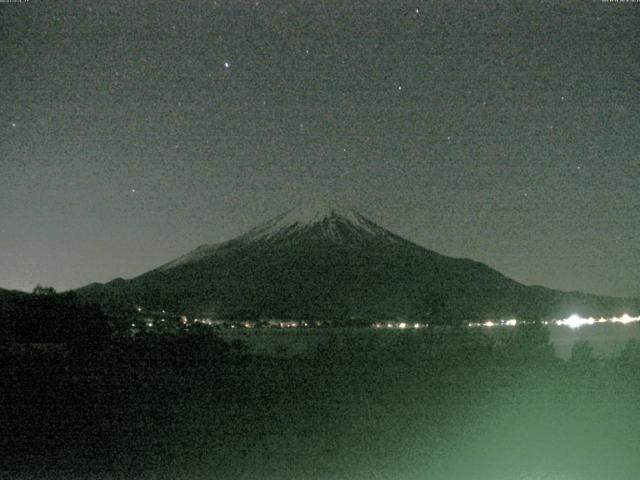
[3,325,640,480]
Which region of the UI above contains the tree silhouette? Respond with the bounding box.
[32,285,57,296]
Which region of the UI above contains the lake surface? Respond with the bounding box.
[217,323,640,360]
[547,322,640,358]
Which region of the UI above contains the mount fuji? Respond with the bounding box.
[76,204,638,323]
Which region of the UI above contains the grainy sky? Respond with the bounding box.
[1,0,639,297]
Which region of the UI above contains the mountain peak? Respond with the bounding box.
[80,202,640,322]
[155,203,399,272]
[238,202,392,244]
[271,202,359,226]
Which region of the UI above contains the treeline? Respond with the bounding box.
[3,318,640,478]
[1,287,640,478]
[0,286,111,345]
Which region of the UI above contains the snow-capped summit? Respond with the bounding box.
[156,203,402,271]
[238,202,401,244]
[268,202,359,227]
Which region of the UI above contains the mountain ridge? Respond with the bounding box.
[76,204,640,322]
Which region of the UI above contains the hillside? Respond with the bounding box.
[76,205,639,323]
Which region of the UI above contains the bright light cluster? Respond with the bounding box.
[372,322,426,329]
[555,313,640,329]
[556,314,596,328]
[467,319,517,328]
[467,314,640,329]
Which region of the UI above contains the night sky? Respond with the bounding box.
[1,1,639,298]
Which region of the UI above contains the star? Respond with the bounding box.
[131,188,137,193]
[224,61,230,69]
[11,122,16,128]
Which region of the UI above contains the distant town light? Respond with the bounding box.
[612,313,640,324]
[556,314,595,329]
[399,322,407,329]
[461,314,640,330]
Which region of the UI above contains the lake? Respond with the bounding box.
[216,322,640,360]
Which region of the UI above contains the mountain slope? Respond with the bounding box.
[76,205,639,323]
